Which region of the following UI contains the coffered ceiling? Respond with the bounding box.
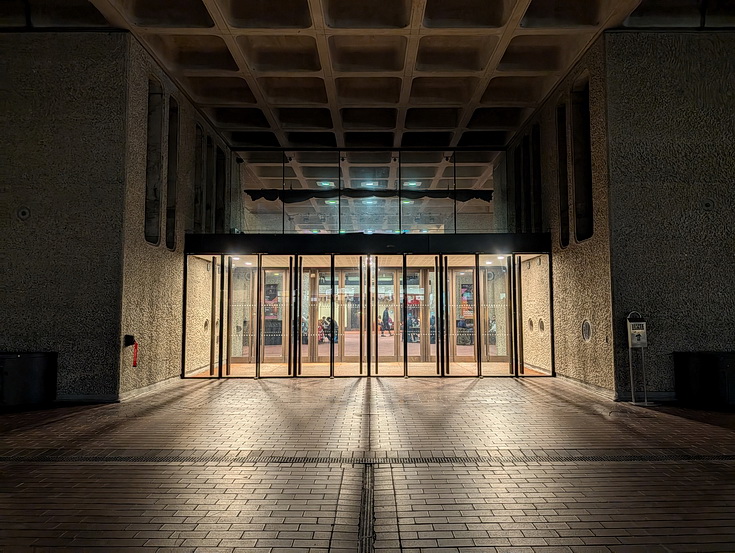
[82,0,646,153]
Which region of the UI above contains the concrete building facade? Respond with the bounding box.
[1,1,733,403]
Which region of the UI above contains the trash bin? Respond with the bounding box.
[673,352,735,407]
[0,352,58,407]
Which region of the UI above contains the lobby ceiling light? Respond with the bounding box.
[245,262,252,265]
[324,199,338,205]
[401,199,414,205]
[232,257,240,260]
[497,256,505,260]
[363,199,377,205]
[485,261,493,265]
[362,181,378,187]
[317,181,335,187]
[364,229,374,234]
[403,181,421,187]
[311,229,320,233]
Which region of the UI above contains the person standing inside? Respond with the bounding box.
[382,307,393,337]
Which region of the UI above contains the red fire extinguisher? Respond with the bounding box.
[132,341,139,367]
[124,335,138,367]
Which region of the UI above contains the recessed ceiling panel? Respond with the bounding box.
[410,77,479,104]
[481,76,550,105]
[329,36,406,72]
[238,35,320,72]
[122,0,214,27]
[324,0,411,28]
[416,35,497,71]
[277,108,333,129]
[468,107,528,129]
[341,108,398,130]
[522,0,602,28]
[258,77,328,104]
[185,77,256,104]
[207,107,270,128]
[217,0,311,28]
[423,0,512,28]
[405,108,461,129]
[336,78,402,104]
[147,35,238,71]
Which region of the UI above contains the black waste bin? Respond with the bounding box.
[0,352,58,407]
[673,352,735,407]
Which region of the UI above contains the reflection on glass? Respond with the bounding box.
[375,256,403,376]
[479,255,511,376]
[299,256,331,377]
[406,256,438,376]
[446,255,476,376]
[260,256,291,377]
[227,255,258,377]
[334,256,363,376]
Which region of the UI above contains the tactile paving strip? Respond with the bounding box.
[2,452,734,464]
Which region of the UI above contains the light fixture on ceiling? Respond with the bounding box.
[403,181,421,187]
[421,229,429,233]
[311,229,320,233]
[363,199,377,205]
[317,181,335,187]
[497,256,505,260]
[364,229,374,234]
[232,257,240,260]
[401,199,414,205]
[339,229,346,234]
[324,199,338,205]
[485,261,492,265]
[362,181,378,187]
[245,262,252,266]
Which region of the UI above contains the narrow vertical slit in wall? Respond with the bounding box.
[165,97,179,250]
[513,145,522,232]
[556,103,570,248]
[531,123,542,233]
[205,137,215,233]
[144,79,163,245]
[193,125,204,233]
[521,134,532,233]
[571,78,594,241]
[215,147,226,234]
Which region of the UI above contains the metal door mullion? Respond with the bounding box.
[330,254,335,378]
[475,254,481,377]
[255,254,262,379]
[226,256,233,376]
[403,255,408,377]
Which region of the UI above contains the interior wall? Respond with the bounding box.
[184,256,214,375]
[0,33,127,400]
[519,255,552,374]
[118,36,230,395]
[605,31,735,399]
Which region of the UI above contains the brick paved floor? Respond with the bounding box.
[1,377,734,552]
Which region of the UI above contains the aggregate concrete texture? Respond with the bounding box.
[1,377,734,552]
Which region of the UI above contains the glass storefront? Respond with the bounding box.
[184,252,552,378]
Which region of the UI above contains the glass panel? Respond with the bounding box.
[185,255,217,377]
[446,255,476,376]
[518,254,552,376]
[375,255,403,376]
[407,255,439,376]
[334,256,363,376]
[300,255,331,377]
[260,255,291,377]
[453,151,494,234]
[341,152,399,234]
[479,254,512,376]
[227,255,258,377]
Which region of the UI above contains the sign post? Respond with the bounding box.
[626,311,655,406]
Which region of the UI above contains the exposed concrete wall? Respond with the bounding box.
[505,37,615,394]
[605,32,735,399]
[0,33,127,400]
[119,37,231,394]
[519,254,552,374]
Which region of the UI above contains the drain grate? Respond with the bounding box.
[1,453,734,465]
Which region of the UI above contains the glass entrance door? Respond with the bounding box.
[184,251,550,378]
